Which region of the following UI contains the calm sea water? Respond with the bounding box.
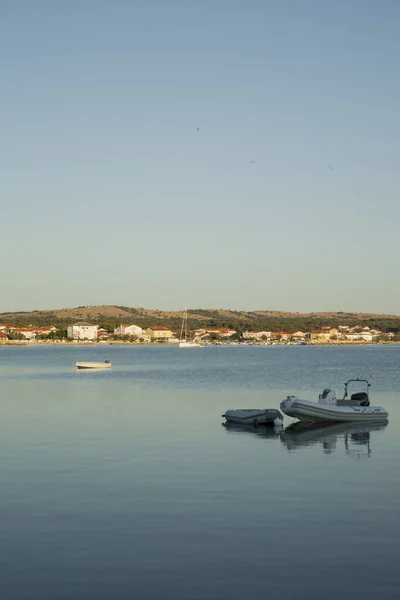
[1,344,400,600]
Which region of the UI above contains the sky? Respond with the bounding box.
[1,0,399,314]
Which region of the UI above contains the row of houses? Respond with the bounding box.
[51,323,399,343]
[0,322,175,342]
[0,323,58,341]
[242,325,393,343]
[0,321,395,343]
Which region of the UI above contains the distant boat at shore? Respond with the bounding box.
[75,361,111,369]
[179,305,202,348]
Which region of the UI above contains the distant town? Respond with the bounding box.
[0,321,398,345]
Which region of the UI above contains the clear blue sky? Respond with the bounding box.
[1,1,399,313]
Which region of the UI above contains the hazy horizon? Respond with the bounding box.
[2,1,399,314]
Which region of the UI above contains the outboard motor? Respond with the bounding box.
[318,389,336,404]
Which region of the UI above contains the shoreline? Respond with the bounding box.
[1,340,399,348]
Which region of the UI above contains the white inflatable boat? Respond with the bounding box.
[280,378,388,424]
[222,408,283,426]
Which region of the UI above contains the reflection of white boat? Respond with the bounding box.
[75,361,111,369]
[179,305,202,348]
[280,421,387,457]
[280,378,388,423]
[222,408,283,426]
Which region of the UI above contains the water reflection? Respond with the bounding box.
[222,421,283,439]
[280,421,388,458]
[222,420,388,459]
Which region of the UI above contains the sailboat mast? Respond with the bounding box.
[185,302,187,342]
[180,306,185,341]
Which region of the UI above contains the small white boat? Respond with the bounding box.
[179,341,202,348]
[222,408,284,426]
[75,361,111,369]
[280,378,388,423]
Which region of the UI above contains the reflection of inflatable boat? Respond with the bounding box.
[280,378,388,423]
[222,421,283,439]
[280,420,388,456]
[222,408,283,426]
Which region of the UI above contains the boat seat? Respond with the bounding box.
[350,392,369,402]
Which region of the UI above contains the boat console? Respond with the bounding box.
[318,380,371,407]
[343,379,370,406]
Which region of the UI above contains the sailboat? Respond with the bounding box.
[179,306,202,348]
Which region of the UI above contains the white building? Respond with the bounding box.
[67,322,98,341]
[12,327,39,340]
[243,331,272,340]
[194,328,237,338]
[357,330,374,342]
[37,326,58,336]
[114,323,145,337]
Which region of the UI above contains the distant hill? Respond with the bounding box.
[1,305,400,333]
